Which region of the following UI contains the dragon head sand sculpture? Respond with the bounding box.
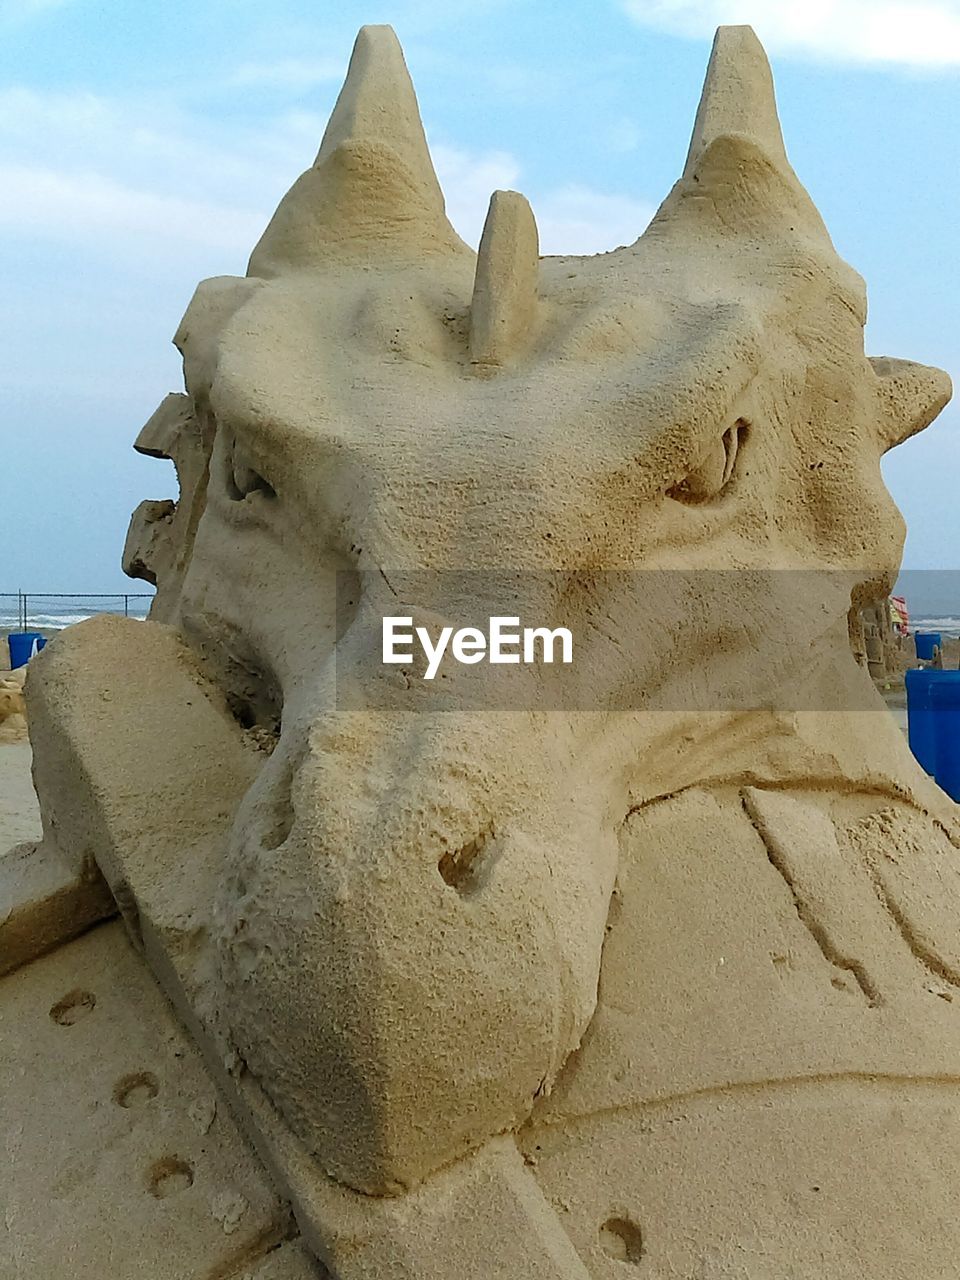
[27,23,960,1279]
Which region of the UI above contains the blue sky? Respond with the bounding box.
[1,0,958,592]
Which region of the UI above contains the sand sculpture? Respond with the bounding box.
[857,599,902,681]
[0,682,24,724]
[8,22,960,1278]
[0,668,27,742]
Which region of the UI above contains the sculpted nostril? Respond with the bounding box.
[599,1217,644,1265]
[229,462,276,502]
[438,825,498,897]
[222,430,276,502]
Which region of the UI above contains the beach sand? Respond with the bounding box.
[0,742,41,849]
[1,643,40,848]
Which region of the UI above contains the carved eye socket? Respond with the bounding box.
[668,420,747,505]
[223,432,276,502]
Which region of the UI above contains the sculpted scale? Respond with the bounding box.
[24,22,960,1277]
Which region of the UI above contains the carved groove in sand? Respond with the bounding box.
[25,21,960,1278]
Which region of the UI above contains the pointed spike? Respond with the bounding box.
[316,25,444,207]
[469,191,539,368]
[248,25,468,276]
[684,26,788,178]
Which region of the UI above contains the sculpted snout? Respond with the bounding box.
[214,711,617,1194]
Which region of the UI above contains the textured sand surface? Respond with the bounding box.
[0,920,325,1278]
[0,742,39,847]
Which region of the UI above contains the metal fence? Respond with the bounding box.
[0,591,154,632]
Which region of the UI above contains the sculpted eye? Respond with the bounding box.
[223,432,276,502]
[668,419,747,505]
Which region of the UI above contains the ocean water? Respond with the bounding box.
[0,594,153,631]
[2,597,958,638]
[913,616,960,639]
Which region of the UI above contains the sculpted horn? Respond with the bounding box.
[683,25,788,177]
[469,190,540,369]
[869,356,953,452]
[248,25,469,276]
[646,24,835,250]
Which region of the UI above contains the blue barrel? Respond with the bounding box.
[931,676,960,802]
[906,668,957,774]
[915,631,942,661]
[7,631,45,669]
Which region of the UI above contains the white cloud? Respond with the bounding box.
[226,57,344,91]
[0,88,326,197]
[0,88,324,268]
[605,117,644,155]
[0,164,263,254]
[432,142,522,246]
[0,0,69,18]
[622,0,960,66]
[434,146,653,254]
[535,186,654,255]
[0,89,651,263]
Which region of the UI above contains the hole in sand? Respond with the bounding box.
[49,989,96,1026]
[180,612,284,748]
[223,430,277,503]
[114,1072,160,1108]
[438,827,496,897]
[599,1217,644,1265]
[147,1156,194,1199]
[228,696,258,730]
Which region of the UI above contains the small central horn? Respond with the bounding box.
[469,190,540,369]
